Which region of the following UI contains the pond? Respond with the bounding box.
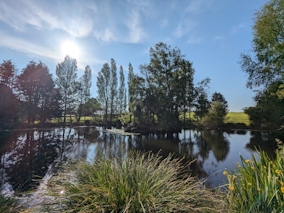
[0,127,282,195]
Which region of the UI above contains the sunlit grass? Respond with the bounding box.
[225,112,250,126]
[224,142,284,212]
[58,152,226,213]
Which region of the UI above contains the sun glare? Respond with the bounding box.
[61,40,80,59]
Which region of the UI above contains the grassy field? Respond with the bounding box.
[47,112,250,126]
[225,112,250,126]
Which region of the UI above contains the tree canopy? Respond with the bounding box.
[240,0,284,88]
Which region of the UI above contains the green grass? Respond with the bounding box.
[0,194,18,213]
[224,142,284,212]
[58,152,225,213]
[225,112,250,126]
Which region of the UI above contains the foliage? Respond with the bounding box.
[200,102,227,129]
[17,61,55,124]
[240,0,284,89]
[240,0,284,129]
[244,81,284,129]
[194,78,211,120]
[76,65,92,122]
[224,144,284,213]
[128,63,135,122]
[212,92,228,114]
[56,55,79,125]
[110,58,118,125]
[131,42,196,130]
[118,65,126,114]
[0,194,18,213]
[62,152,224,213]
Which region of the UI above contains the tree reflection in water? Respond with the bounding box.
[0,127,281,193]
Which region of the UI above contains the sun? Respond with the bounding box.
[61,40,80,59]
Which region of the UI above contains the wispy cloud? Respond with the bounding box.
[93,28,117,43]
[125,9,147,43]
[187,35,202,44]
[174,20,197,39]
[231,23,246,34]
[0,0,93,38]
[0,32,104,71]
[185,0,213,14]
[0,32,61,62]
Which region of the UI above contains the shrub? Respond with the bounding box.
[61,152,224,213]
[224,143,284,212]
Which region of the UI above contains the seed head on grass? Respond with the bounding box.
[60,151,225,213]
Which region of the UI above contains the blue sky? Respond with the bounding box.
[0,0,268,111]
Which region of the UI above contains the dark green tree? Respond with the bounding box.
[18,61,54,124]
[0,60,17,88]
[211,92,228,115]
[0,60,19,126]
[244,81,284,129]
[194,78,211,121]
[82,98,101,116]
[138,42,195,130]
[200,102,227,129]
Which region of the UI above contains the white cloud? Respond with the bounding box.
[0,32,104,70]
[125,9,147,43]
[185,0,213,14]
[0,32,61,62]
[187,35,202,44]
[174,20,197,39]
[231,23,246,34]
[93,28,117,43]
[0,0,93,38]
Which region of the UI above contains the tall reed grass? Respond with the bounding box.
[224,141,284,212]
[61,152,225,213]
[0,194,18,213]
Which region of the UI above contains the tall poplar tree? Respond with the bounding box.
[110,58,118,125]
[118,65,126,114]
[55,55,78,125]
[97,63,110,123]
[77,65,92,122]
[128,63,135,121]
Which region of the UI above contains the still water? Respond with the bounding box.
[0,127,281,194]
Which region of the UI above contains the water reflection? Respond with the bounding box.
[0,128,281,194]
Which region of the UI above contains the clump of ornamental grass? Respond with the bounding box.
[0,194,18,213]
[60,152,225,213]
[224,141,284,213]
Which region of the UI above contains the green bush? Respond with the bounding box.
[224,143,284,212]
[62,152,224,213]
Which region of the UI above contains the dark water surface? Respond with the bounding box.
[0,127,282,194]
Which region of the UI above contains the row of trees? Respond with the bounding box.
[96,42,228,131]
[96,59,127,126]
[0,56,93,128]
